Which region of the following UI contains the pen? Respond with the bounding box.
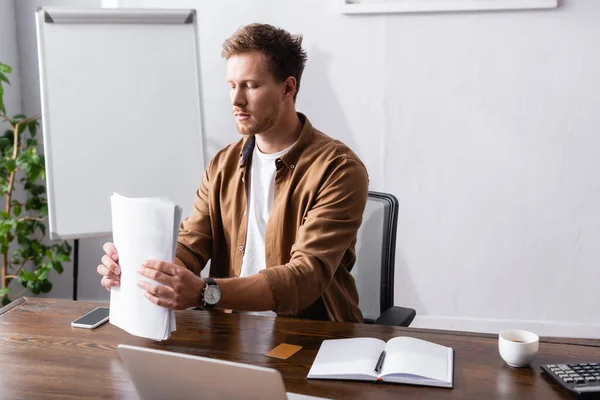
[374,350,386,374]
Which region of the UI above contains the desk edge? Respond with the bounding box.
[0,297,28,316]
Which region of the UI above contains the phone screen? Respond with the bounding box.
[73,307,110,326]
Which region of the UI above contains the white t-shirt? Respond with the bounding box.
[239,140,296,316]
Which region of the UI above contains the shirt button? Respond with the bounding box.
[243,211,247,216]
[290,164,295,169]
[238,245,244,251]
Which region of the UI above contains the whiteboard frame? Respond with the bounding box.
[336,0,558,14]
[35,7,204,239]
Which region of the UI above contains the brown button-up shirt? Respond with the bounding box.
[176,113,368,323]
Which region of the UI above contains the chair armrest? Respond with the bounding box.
[374,306,416,327]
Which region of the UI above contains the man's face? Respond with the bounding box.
[226,52,285,136]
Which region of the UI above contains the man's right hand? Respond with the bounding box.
[98,242,121,291]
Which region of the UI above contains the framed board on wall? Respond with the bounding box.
[336,0,558,14]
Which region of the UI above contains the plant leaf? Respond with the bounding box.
[16,123,26,136]
[28,121,38,137]
[0,63,12,73]
[39,279,52,293]
[0,137,10,152]
[5,159,16,173]
[56,253,70,262]
[0,221,12,236]
[38,269,49,281]
[19,270,37,281]
[27,164,43,182]
[51,260,63,274]
[37,222,46,235]
[0,287,11,296]
[27,280,41,295]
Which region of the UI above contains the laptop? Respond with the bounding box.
[118,344,329,400]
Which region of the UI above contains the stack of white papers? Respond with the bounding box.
[109,193,182,341]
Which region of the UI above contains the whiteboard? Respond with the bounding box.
[36,8,205,239]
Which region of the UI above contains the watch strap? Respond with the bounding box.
[204,277,217,287]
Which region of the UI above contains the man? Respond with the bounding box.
[97,23,368,323]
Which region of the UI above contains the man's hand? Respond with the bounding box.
[97,242,121,291]
[137,260,206,310]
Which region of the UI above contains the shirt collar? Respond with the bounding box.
[239,112,314,169]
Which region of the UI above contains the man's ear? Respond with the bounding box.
[283,77,297,99]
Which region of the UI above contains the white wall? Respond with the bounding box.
[382,0,600,338]
[0,0,22,123]
[13,0,600,337]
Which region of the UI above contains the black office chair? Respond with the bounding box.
[351,191,416,327]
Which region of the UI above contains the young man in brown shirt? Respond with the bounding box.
[97,23,368,323]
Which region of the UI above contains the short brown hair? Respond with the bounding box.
[222,23,308,102]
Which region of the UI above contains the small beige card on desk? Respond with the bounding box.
[266,343,302,359]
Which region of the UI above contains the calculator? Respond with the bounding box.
[541,363,600,397]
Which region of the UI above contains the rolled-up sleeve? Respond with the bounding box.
[260,155,368,316]
[176,161,213,275]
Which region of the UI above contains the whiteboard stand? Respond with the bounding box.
[73,240,79,300]
[36,8,206,300]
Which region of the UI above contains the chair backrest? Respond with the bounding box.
[351,191,398,323]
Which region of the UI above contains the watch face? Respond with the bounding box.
[204,285,221,305]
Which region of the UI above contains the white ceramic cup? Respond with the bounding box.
[498,330,539,367]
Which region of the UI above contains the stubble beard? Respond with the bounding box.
[236,108,278,136]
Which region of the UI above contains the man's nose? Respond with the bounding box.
[231,88,246,107]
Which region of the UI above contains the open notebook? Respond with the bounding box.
[307,337,454,388]
[109,193,182,341]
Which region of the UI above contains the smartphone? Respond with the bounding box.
[71,307,110,329]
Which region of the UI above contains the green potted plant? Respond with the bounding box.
[0,61,71,306]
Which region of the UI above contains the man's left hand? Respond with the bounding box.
[137,260,205,310]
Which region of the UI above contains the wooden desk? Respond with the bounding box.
[1,298,599,399]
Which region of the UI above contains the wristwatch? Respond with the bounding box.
[200,277,221,310]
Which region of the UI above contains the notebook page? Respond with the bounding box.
[307,338,385,380]
[380,337,450,383]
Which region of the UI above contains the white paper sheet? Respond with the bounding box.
[109,193,182,340]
